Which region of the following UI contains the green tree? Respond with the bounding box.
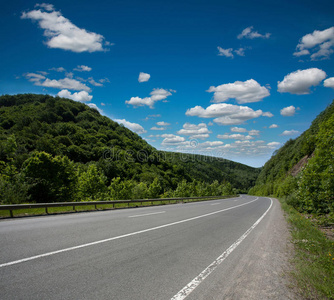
[77,164,107,201]
[23,152,77,203]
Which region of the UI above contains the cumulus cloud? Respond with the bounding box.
[88,77,103,87]
[217,47,234,58]
[277,68,327,94]
[115,119,147,134]
[177,123,211,138]
[156,121,170,126]
[21,5,110,52]
[186,103,270,125]
[248,129,260,136]
[50,67,66,72]
[324,77,334,89]
[269,124,278,128]
[151,126,166,131]
[26,73,91,91]
[237,26,271,39]
[74,65,92,72]
[87,103,103,114]
[231,127,247,133]
[280,130,300,136]
[161,134,185,145]
[207,79,270,104]
[126,88,174,108]
[280,106,296,117]
[217,133,254,140]
[138,72,151,82]
[294,27,334,60]
[57,89,92,102]
[267,142,280,147]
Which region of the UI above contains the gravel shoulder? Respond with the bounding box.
[188,197,299,300]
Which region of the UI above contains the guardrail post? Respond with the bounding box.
[45,207,48,214]
[9,210,13,218]
[95,204,97,210]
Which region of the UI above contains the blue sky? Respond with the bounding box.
[1,0,334,167]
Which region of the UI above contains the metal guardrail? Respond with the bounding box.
[0,195,233,218]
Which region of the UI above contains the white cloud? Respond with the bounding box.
[280,130,300,136]
[36,3,54,11]
[21,5,110,53]
[235,48,246,56]
[177,123,211,137]
[156,121,170,126]
[88,77,103,87]
[126,88,174,108]
[280,106,296,117]
[151,126,166,131]
[115,119,147,134]
[262,112,274,118]
[26,73,91,91]
[87,103,103,114]
[186,103,269,125]
[231,127,247,133]
[217,47,247,58]
[294,27,334,60]
[74,65,92,72]
[57,89,92,102]
[248,129,260,136]
[237,26,271,39]
[161,134,185,145]
[324,77,334,89]
[138,72,151,82]
[207,79,270,104]
[217,47,234,58]
[217,133,254,140]
[277,68,327,94]
[269,124,278,128]
[50,67,66,72]
[267,142,281,147]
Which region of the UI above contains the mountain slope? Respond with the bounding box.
[250,100,334,214]
[0,94,259,203]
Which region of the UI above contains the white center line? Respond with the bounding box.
[210,203,221,206]
[0,197,259,269]
[129,211,165,218]
[170,198,273,300]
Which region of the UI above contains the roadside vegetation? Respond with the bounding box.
[0,94,259,205]
[250,100,334,299]
[280,198,334,299]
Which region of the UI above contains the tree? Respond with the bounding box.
[23,152,77,203]
[77,164,107,201]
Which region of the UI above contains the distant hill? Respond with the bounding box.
[250,100,334,214]
[0,94,259,204]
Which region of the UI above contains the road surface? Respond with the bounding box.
[0,195,295,299]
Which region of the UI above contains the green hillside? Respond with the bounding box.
[250,100,334,215]
[0,94,259,204]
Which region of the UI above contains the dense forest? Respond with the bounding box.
[0,94,260,204]
[250,100,334,215]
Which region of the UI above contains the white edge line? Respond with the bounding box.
[0,197,259,268]
[129,211,166,218]
[170,197,273,300]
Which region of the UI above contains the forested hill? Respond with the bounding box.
[249,100,334,215]
[0,94,259,204]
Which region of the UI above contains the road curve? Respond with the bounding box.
[0,195,294,299]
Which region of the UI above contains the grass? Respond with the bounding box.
[0,196,230,218]
[279,198,334,299]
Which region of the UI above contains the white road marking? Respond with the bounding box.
[210,203,221,206]
[0,197,259,268]
[129,211,165,218]
[170,198,273,300]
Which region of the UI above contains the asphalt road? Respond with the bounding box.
[0,195,294,299]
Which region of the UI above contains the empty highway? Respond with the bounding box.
[0,195,295,299]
